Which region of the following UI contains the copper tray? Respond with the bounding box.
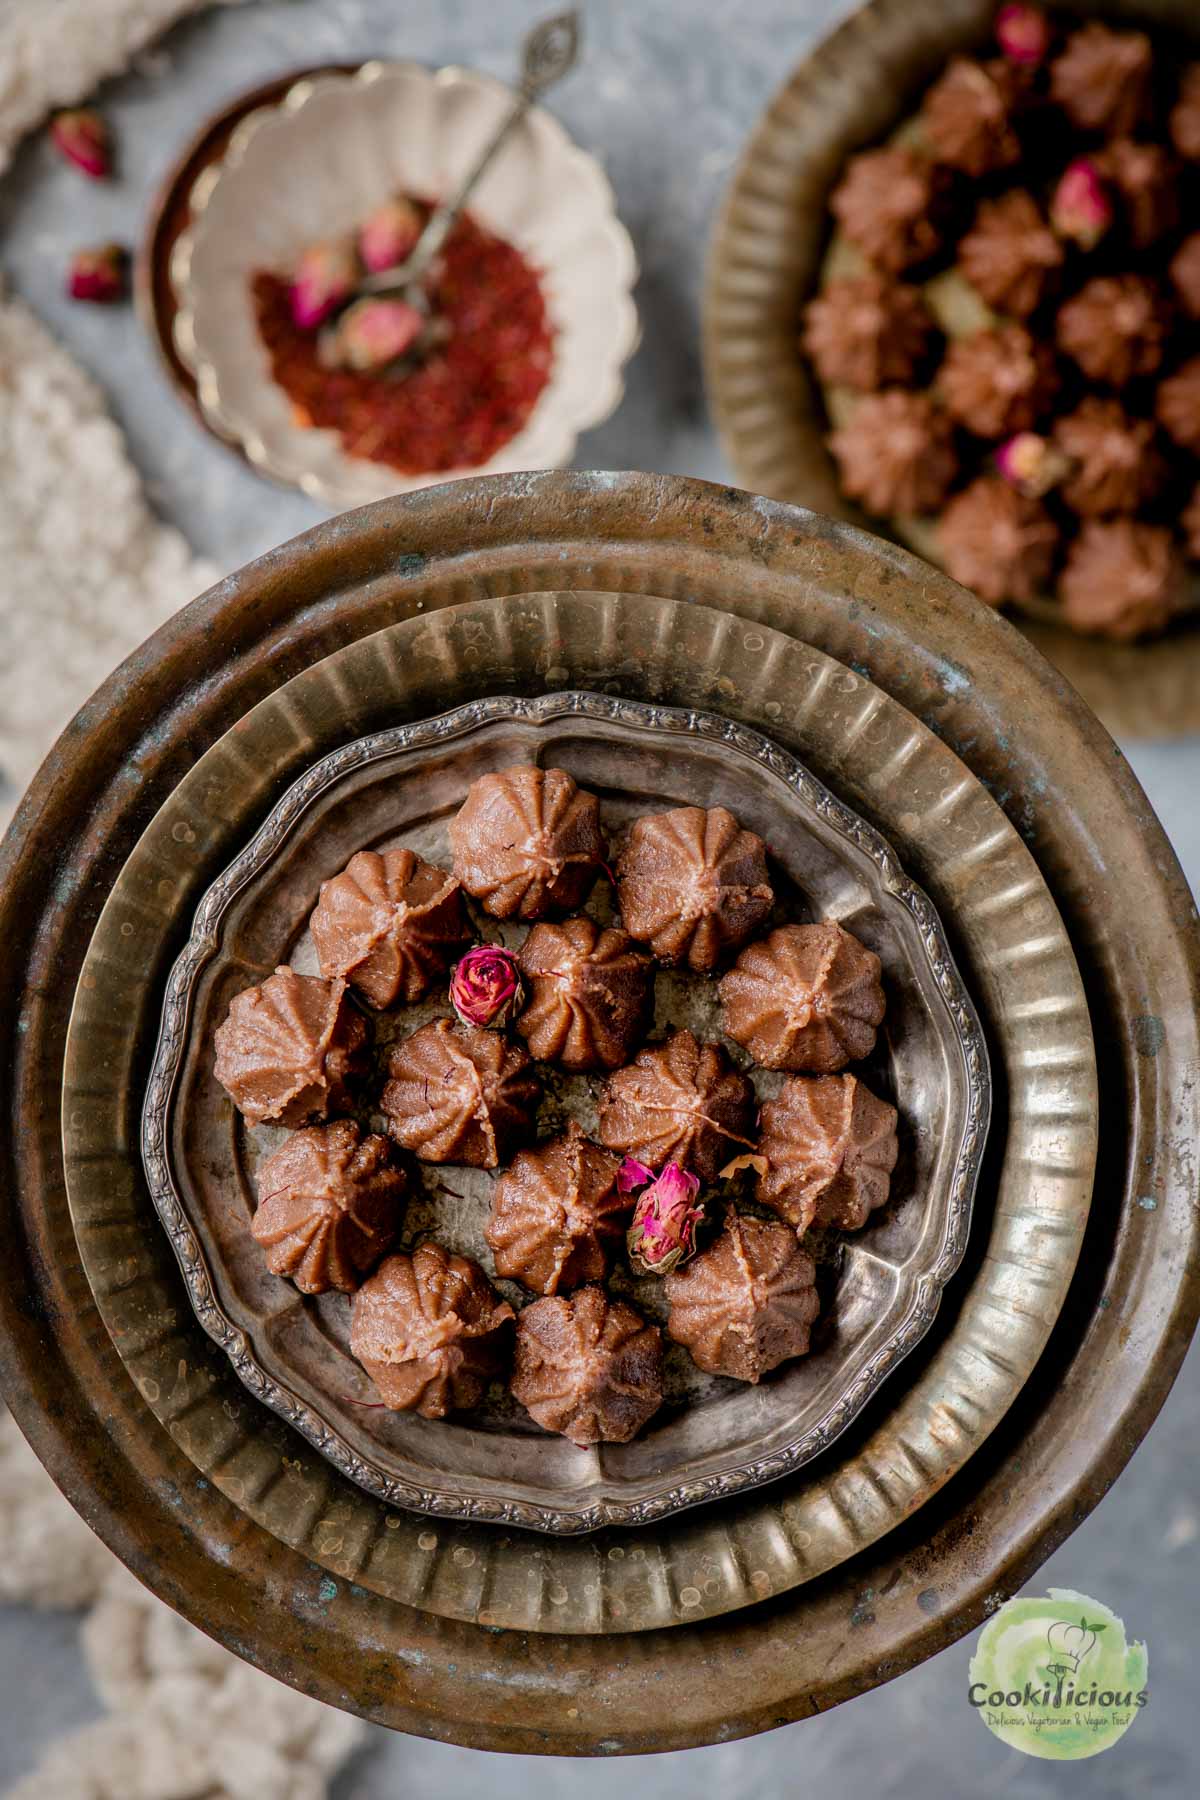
[67,593,1091,1635]
[143,690,989,1533]
[5,474,1196,1750]
[703,0,1200,738]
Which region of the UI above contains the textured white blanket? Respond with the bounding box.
[0,287,215,815]
[0,1,223,173]
[0,0,243,816]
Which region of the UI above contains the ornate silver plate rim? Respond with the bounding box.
[141,690,991,1533]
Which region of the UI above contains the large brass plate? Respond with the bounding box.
[64,592,1096,1630]
[142,692,989,1533]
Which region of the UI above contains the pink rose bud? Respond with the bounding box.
[449,945,524,1029]
[289,239,358,331]
[51,109,111,179]
[994,431,1072,497]
[995,4,1050,66]
[359,197,423,274]
[333,296,425,372]
[617,1156,655,1196]
[68,243,127,304]
[626,1163,704,1276]
[1051,158,1113,250]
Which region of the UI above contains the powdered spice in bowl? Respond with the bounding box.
[171,63,637,503]
[253,198,555,475]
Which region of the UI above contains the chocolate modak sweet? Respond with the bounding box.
[615,804,774,973]
[309,847,466,1008]
[510,1285,664,1445]
[1053,399,1165,517]
[828,145,944,274]
[381,1017,540,1167]
[1056,275,1168,388]
[957,190,1062,318]
[485,1122,628,1295]
[350,1243,513,1416]
[596,1028,756,1181]
[1058,520,1184,642]
[251,1120,405,1295]
[755,1073,899,1234]
[921,56,1022,177]
[801,272,936,392]
[719,922,885,1074]
[939,325,1058,440]
[1156,356,1200,455]
[665,1209,820,1383]
[449,763,605,920]
[213,965,367,1128]
[828,390,958,518]
[1049,21,1152,137]
[938,474,1058,606]
[515,915,652,1071]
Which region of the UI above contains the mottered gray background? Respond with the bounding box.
[0,1,1196,1793]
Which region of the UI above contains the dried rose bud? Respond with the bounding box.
[995,4,1050,66]
[617,1157,655,1195]
[359,197,423,274]
[627,1163,704,1276]
[333,296,425,371]
[449,945,524,1029]
[1051,158,1113,250]
[289,238,358,331]
[994,431,1072,497]
[51,109,111,179]
[68,243,127,304]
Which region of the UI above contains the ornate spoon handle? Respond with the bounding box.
[361,10,580,297]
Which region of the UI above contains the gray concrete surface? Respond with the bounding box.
[0,1,1196,1792]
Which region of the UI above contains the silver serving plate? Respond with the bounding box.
[142,691,990,1533]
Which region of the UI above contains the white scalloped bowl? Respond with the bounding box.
[171,63,639,504]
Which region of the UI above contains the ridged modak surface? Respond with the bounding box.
[719,921,886,1072]
[251,1120,406,1294]
[515,915,652,1071]
[615,804,773,971]
[309,848,466,1008]
[380,1018,540,1167]
[510,1285,664,1445]
[350,1243,514,1417]
[756,1073,899,1233]
[596,1028,756,1181]
[213,965,368,1127]
[485,1122,628,1295]
[449,763,605,920]
[665,1210,820,1383]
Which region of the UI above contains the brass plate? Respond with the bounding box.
[65,592,1095,1631]
[702,0,1200,739]
[10,471,1195,1747]
[143,692,989,1533]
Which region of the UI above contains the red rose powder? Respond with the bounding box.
[252,204,555,475]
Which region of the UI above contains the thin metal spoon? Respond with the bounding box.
[325,9,580,367]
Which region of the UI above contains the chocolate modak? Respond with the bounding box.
[350,1243,513,1417]
[213,965,367,1128]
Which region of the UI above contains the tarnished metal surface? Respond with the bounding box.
[703,0,1200,737]
[65,591,1090,1635]
[1,473,1196,1750]
[138,687,991,1536]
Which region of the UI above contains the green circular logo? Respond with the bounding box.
[968,1588,1148,1760]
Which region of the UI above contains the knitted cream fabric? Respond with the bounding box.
[0,1,236,174]
[0,285,216,818]
[0,1411,364,1797]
